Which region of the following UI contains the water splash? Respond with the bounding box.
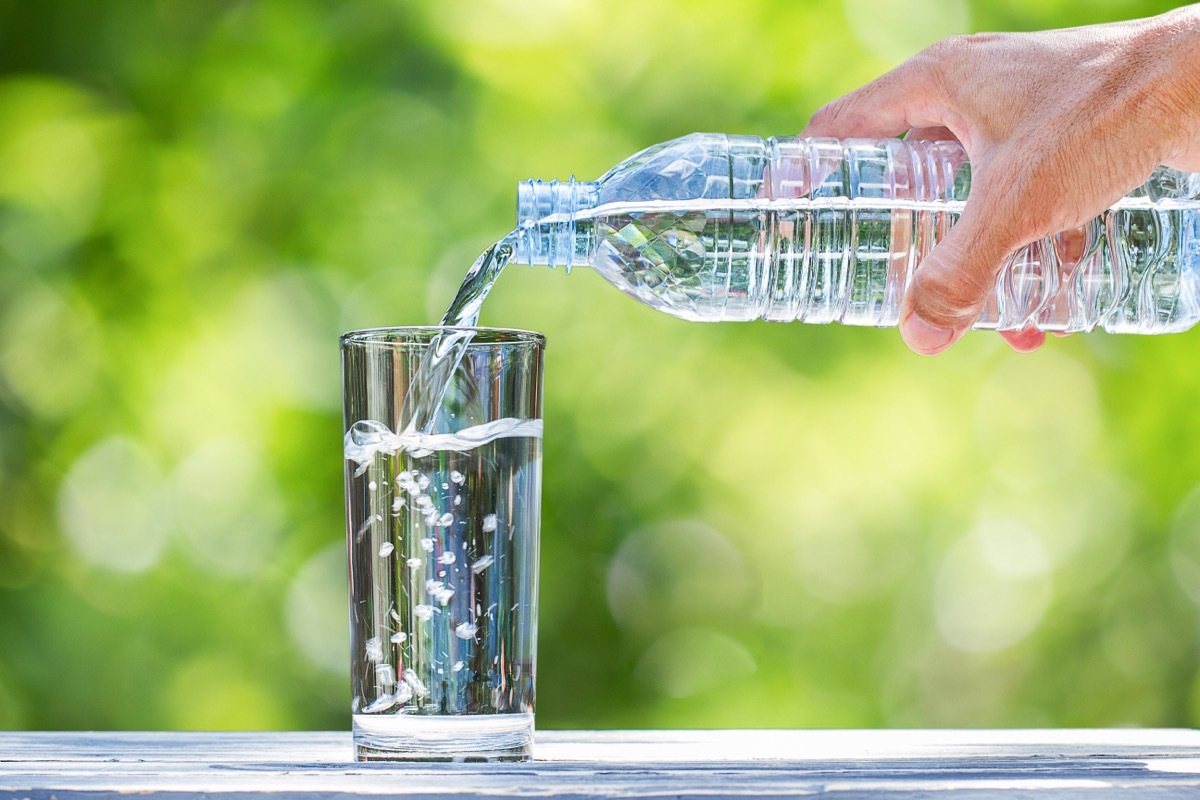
[345,417,544,465]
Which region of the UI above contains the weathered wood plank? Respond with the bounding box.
[0,730,1198,799]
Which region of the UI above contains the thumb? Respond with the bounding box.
[899,205,1014,356]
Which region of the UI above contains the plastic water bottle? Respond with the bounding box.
[512,133,1200,333]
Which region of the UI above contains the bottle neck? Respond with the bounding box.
[514,178,600,271]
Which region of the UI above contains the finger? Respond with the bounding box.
[905,126,958,142]
[899,205,1017,356]
[1000,328,1046,352]
[801,56,955,140]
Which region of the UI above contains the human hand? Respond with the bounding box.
[801,6,1200,355]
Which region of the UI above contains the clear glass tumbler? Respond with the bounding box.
[341,327,544,761]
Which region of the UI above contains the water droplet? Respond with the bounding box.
[482,514,498,533]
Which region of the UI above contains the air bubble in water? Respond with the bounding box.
[402,668,428,697]
[437,512,455,528]
[361,693,398,714]
[454,622,478,640]
[413,604,436,621]
[450,470,465,485]
[438,551,456,565]
[417,474,431,491]
[453,661,464,672]
[390,631,407,644]
[364,637,383,662]
[378,542,394,558]
[406,556,422,570]
[420,538,434,552]
[454,495,462,507]
[368,480,378,492]
[375,664,395,688]
[482,514,497,533]
[392,497,406,511]
[470,555,494,574]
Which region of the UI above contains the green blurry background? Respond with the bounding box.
[1,0,1198,732]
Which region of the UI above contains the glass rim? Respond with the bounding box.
[340,326,545,348]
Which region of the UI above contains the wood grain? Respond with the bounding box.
[1,729,1199,798]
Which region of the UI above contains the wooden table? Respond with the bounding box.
[2,729,1200,798]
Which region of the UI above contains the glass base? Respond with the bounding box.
[353,712,534,762]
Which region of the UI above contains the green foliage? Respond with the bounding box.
[0,0,1196,731]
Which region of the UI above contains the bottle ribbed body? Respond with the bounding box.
[515,134,1200,333]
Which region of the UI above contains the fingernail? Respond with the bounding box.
[900,313,956,355]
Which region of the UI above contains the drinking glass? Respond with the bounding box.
[341,327,543,761]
